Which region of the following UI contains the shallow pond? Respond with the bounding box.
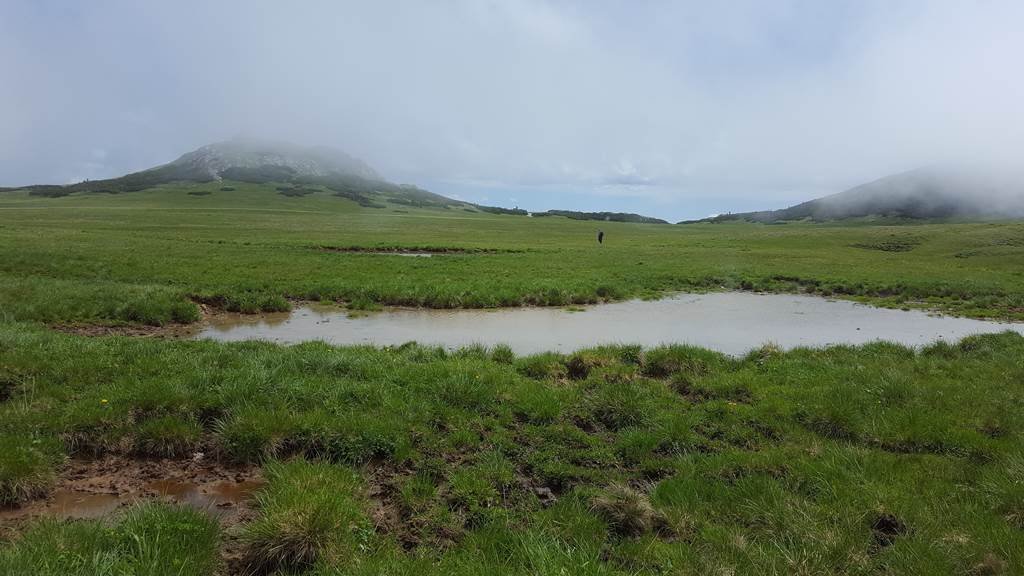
[195,293,1024,356]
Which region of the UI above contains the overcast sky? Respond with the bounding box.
[2,0,1022,220]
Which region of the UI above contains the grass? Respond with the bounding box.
[0,324,1023,573]
[241,460,370,573]
[0,435,63,506]
[0,183,1023,324]
[2,183,1024,573]
[0,503,219,575]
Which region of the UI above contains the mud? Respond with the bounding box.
[50,323,200,338]
[0,455,262,527]
[871,513,908,549]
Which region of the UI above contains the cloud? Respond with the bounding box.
[1,0,1022,220]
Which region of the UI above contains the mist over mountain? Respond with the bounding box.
[689,166,1024,223]
[168,138,380,181]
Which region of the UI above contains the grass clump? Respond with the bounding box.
[0,435,63,506]
[134,414,203,457]
[223,292,291,314]
[641,344,724,378]
[242,459,370,574]
[590,483,668,537]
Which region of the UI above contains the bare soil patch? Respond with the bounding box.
[50,323,199,338]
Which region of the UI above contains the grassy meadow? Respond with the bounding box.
[1,183,1024,574]
[1,182,1023,325]
[1,324,1023,574]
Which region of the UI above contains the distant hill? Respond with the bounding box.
[534,210,668,224]
[687,166,1024,223]
[3,139,667,221]
[11,138,466,209]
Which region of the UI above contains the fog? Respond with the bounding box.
[2,1,1022,220]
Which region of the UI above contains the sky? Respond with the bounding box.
[1,0,1022,221]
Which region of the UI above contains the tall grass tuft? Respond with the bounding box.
[242,459,370,574]
[0,434,63,506]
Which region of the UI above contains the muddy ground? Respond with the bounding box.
[0,454,263,567]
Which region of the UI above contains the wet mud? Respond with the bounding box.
[0,455,262,527]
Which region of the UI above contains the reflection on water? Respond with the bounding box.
[197,293,1024,356]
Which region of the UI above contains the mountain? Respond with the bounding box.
[18,138,384,196]
[12,138,468,209]
[687,166,1024,223]
[6,138,667,221]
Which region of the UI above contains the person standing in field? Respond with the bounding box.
[597,230,604,244]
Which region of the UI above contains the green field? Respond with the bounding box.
[2,183,1024,575]
[2,325,1024,574]
[1,183,1023,325]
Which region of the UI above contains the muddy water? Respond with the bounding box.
[38,491,121,519]
[0,481,263,522]
[145,477,266,512]
[145,479,265,515]
[196,293,1024,356]
[0,490,119,522]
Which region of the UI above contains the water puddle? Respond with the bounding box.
[196,292,1024,355]
[0,490,122,521]
[145,479,265,514]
